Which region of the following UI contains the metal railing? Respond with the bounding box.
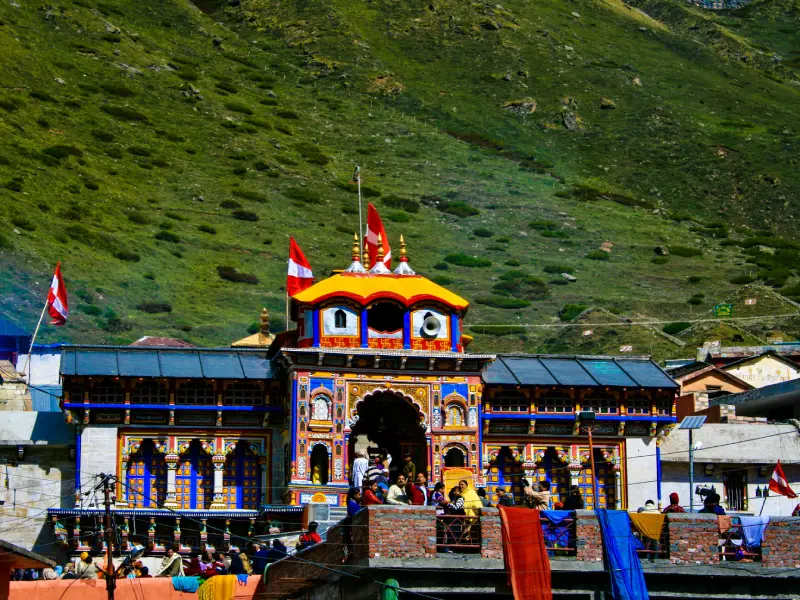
[542,517,576,557]
[436,515,481,554]
[635,526,669,560]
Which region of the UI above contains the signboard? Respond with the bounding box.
[714,303,733,318]
[299,492,339,506]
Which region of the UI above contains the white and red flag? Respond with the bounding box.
[365,203,391,269]
[768,460,797,498]
[286,237,313,296]
[47,262,68,326]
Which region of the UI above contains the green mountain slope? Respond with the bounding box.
[0,0,799,354]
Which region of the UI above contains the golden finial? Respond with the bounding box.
[351,233,361,262]
[376,233,385,263]
[362,239,369,264]
[260,307,270,334]
[399,234,407,262]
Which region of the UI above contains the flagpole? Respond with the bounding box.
[285,291,290,333]
[355,166,363,253]
[759,492,768,516]
[21,297,49,385]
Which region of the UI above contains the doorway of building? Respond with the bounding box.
[310,444,329,485]
[349,391,428,479]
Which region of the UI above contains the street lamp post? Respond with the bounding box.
[579,411,599,507]
[679,416,707,513]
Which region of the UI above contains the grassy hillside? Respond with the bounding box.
[0,0,799,356]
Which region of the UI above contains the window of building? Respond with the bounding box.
[131,380,168,405]
[724,469,747,512]
[334,309,347,329]
[626,396,650,415]
[222,442,261,510]
[367,301,404,333]
[656,396,672,416]
[445,404,465,427]
[490,392,528,412]
[224,382,264,406]
[175,440,213,510]
[705,385,722,392]
[90,378,124,404]
[127,439,167,508]
[582,393,618,415]
[175,381,216,405]
[537,391,572,414]
[66,381,86,403]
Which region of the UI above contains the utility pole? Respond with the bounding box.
[103,475,115,600]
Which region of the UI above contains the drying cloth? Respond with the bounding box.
[629,513,666,542]
[541,510,573,526]
[198,575,237,600]
[498,505,553,600]
[596,509,649,600]
[717,515,732,534]
[172,576,202,593]
[740,516,770,547]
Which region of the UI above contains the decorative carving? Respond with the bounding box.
[348,383,429,428]
[297,457,307,479]
[334,458,343,480]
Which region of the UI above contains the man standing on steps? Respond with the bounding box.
[386,474,410,505]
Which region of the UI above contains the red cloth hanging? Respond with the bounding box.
[498,506,553,600]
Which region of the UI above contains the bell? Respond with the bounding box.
[421,316,441,338]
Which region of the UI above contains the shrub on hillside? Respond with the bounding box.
[388,211,410,223]
[295,142,330,166]
[432,275,453,285]
[687,293,705,305]
[155,231,180,243]
[439,201,479,218]
[529,220,558,231]
[277,110,300,120]
[233,189,269,203]
[232,210,258,222]
[541,230,569,239]
[663,322,691,335]
[101,105,149,122]
[670,246,702,258]
[687,276,703,283]
[543,264,574,274]
[730,274,755,284]
[198,224,217,234]
[114,250,140,262]
[444,253,491,268]
[128,146,151,156]
[473,227,493,238]
[102,83,138,97]
[559,304,588,321]
[585,251,609,261]
[284,187,321,204]
[433,262,449,271]
[382,195,420,213]
[505,259,521,266]
[221,200,242,209]
[225,102,253,115]
[91,130,115,142]
[0,232,12,250]
[44,145,83,159]
[217,266,259,284]
[335,181,381,197]
[136,302,172,314]
[11,216,35,231]
[475,295,531,309]
[215,81,238,94]
[652,256,669,264]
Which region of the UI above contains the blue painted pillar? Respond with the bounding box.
[312,309,320,347]
[450,314,461,352]
[656,443,662,510]
[360,308,369,348]
[403,311,411,349]
[74,427,82,496]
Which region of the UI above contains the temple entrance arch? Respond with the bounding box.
[349,391,428,479]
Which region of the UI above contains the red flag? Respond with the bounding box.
[769,460,797,498]
[47,262,68,326]
[286,237,313,296]
[365,203,391,269]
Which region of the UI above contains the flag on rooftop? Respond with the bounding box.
[768,460,796,499]
[287,237,314,296]
[366,203,391,269]
[47,262,68,326]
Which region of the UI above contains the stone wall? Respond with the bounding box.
[0,446,74,559]
[666,512,720,565]
[78,426,118,497]
[0,380,30,411]
[574,510,603,562]
[356,505,437,558]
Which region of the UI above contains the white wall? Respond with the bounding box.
[78,426,118,503]
[15,352,62,385]
[661,462,800,516]
[626,437,659,509]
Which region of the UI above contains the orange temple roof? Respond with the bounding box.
[291,273,469,311]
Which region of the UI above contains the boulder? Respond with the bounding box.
[562,273,577,282]
[654,246,669,256]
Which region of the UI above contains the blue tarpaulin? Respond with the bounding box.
[596,509,649,600]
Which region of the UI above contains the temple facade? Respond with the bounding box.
[48,234,678,555]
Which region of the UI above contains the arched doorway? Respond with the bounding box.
[349,391,428,479]
[444,447,465,467]
[310,444,329,485]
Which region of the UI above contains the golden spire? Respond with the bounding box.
[362,239,368,265]
[260,307,270,334]
[399,234,408,262]
[351,232,361,262]
[393,233,415,275]
[376,233,385,263]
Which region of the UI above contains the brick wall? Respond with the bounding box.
[354,505,437,558]
[574,510,603,562]
[666,513,720,565]
[480,507,503,559]
[762,517,800,568]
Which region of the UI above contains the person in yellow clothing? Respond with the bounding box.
[458,479,483,542]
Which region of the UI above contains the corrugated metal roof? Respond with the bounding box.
[0,318,29,338]
[483,354,678,389]
[60,346,273,379]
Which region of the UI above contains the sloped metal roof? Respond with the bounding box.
[0,317,29,338]
[483,354,677,389]
[60,346,273,379]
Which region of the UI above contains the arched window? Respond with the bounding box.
[90,378,123,404]
[127,439,167,508]
[311,395,331,421]
[444,447,465,467]
[445,404,465,427]
[175,381,215,405]
[225,382,264,406]
[334,309,347,329]
[131,380,167,405]
[175,440,213,509]
[222,442,261,510]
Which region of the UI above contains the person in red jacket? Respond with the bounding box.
[363,480,383,505]
[407,472,429,506]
